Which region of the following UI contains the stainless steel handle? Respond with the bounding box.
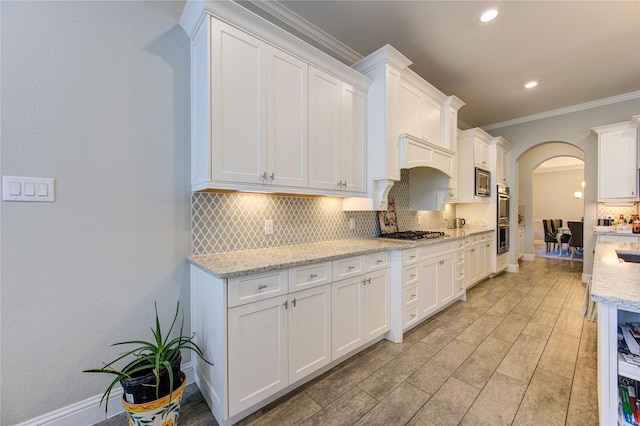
[439,260,445,265]
[261,172,267,180]
[376,259,384,263]
[283,300,288,309]
[367,278,371,284]
[410,255,416,259]
[258,285,268,290]
[410,274,416,279]
[411,313,416,318]
[291,298,296,307]
[348,265,356,270]
[310,273,318,279]
[342,181,347,187]
[338,181,343,187]
[270,172,275,180]
[411,293,416,298]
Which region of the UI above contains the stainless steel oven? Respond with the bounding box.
[497,224,509,254]
[497,184,509,224]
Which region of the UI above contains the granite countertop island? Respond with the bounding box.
[591,240,640,310]
[188,227,493,278]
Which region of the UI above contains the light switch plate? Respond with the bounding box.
[264,219,274,235]
[3,176,55,202]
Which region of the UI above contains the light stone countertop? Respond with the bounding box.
[188,227,494,279]
[591,240,640,310]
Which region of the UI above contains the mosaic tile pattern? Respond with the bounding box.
[596,203,639,222]
[192,170,454,255]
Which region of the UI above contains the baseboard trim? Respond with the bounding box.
[15,363,194,426]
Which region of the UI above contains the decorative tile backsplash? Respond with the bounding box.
[191,170,455,255]
[597,203,639,222]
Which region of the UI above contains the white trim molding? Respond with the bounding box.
[482,91,640,131]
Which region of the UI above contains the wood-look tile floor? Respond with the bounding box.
[97,257,598,426]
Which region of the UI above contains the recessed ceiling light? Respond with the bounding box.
[524,81,538,89]
[479,6,501,23]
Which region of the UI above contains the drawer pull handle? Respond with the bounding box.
[310,274,318,279]
[410,274,416,278]
[411,313,416,318]
[258,285,268,290]
[291,298,296,307]
[411,293,416,298]
[376,259,384,263]
[348,265,356,270]
[410,255,416,259]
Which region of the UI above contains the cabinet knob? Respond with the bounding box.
[411,313,416,318]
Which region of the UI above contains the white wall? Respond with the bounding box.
[1,1,190,424]
[490,97,639,278]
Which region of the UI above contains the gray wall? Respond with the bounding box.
[1,1,190,423]
[490,98,639,277]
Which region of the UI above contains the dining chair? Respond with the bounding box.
[543,219,557,253]
[567,221,583,260]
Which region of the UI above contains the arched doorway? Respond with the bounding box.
[515,142,585,262]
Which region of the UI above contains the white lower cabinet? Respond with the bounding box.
[191,252,389,425]
[465,232,493,289]
[228,295,288,415]
[332,267,390,360]
[288,285,332,383]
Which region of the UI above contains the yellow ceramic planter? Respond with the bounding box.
[121,372,187,426]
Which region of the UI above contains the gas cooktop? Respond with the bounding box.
[379,230,447,241]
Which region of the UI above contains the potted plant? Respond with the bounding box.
[84,301,212,425]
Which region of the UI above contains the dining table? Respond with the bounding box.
[556,227,571,256]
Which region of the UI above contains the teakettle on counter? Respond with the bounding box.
[454,218,466,228]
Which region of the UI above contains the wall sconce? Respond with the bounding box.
[574,191,583,200]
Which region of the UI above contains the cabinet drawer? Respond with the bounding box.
[228,269,289,308]
[402,284,418,307]
[403,304,420,329]
[365,251,389,271]
[419,241,454,259]
[333,255,364,281]
[456,266,465,283]
[403,249,419,265]
[455,239,466,251]
[467,235,479,245]
[403,265,419,286]
[455,251,465,267]
[289,261,332,293]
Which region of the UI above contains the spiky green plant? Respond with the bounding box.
[83,301,212,414]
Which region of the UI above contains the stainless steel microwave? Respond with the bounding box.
[475,167,491,197]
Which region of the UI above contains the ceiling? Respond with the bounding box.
[238,1,640,129]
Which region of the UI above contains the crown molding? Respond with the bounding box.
[482,91,640,131]
[241,0,363,64]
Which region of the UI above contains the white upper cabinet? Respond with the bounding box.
[473,138,490,169]
[308,67,366,193]
[181,3,370,195]
[592,121,640,202]
[492,136,512,185]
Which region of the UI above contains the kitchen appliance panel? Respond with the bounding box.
[497,184,510,224]
[497,224,509,254]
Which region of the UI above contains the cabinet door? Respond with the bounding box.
[481,238,493,277]
[474,139,489,169]
[496,146,508,184]
[419,259,439,318]
[341,83,366,193]
[364,269,390,341]
[466,246,479,286]
[332,275,365,359]
[309,67,342,190]
[228,295,288,416]
[598,125,639,201]
[437,255,456,306]
[211,20,266,184]
[267,47,308,188]
[288,285,331,383]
